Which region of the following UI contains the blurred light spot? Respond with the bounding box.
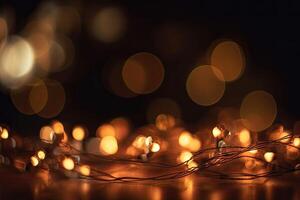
[212,127,222,138]
[86,137,101,154]
[293,137,300,147]
[249,149,258,155]
[91,7,126,43]
[72,126,86,141]
[79,165,91,176]
[178,151,193,163]
[1,128,9,139]
[110,117,130,140]
[122,52,165,94]
[239,129,251,146]
[179,131,192,147]
[245,159,256,170]
[189,138,201,152]
[40,126,55,143]
[133,135,146,149]
[187,160,198,169]
[51,120,64,134]
[96,124,116,138]
[31,156,39,166]
[100,136,118,155]
[186,65,225,106]
[29,79,48,113]
[147,98,181,124]
[210,40,245,81]
[240,90,277,132]
[264,152,275,163]
[37,150,46,160]
[38,79,66,118]
[0,36,34,88]
[151,142,160,152]
[62,157,75,170]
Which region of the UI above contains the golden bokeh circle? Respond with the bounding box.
[122,52,165,94]
[210,40,245,82]
[186,65,225,106]
[240,90,277,132]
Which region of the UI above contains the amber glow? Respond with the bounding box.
[37,150,46,160]
[72,126,86,141]
[249,149,258,155]
[52,120,65,134]
[1,128,9,139]
[240,91,277,132]
[62,157,75,170]
[100,136,118,155]
[151,142,160,152]
[79,165,91,176]
[187,160,198,169]
[155,114,176,131]
[96,124,116,138]
[31,156,39,167]
[179,131,192,147]
[212,127,222,138]
[122,52,165,94]
[179,151,193,163]
[40,126,55,143]
[186,65,225,106]
[188,138,201,152]
[239,129,251,146]
[133,135,147,149]
[264,152,275,163]
[293,137,300,147]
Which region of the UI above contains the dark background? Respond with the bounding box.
[1,0,300,136]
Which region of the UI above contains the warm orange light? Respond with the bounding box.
[155,114,175,131]
[96,124,116,138]
[133,135,146,149]
[40,126,55,143]
[72,126,85,141]
[187,160,198,169]
[31,156,39,167]
[239,129,251,145]
[52,120,65,134]
[245,159,256,170]
[37,150,46,160]
[79,165,91,176]
[179,151,193,163]
[212,127,222,138]
[264,152,275,163]
[249,149,258,155]
[188,138,201,152]
[100,136,118,155]
[62,157,75,170]
[1,128,9,139]
[151,142,160,152]
[179,131,192,147]
[293,137,300,147]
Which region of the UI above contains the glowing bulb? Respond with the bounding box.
[145,136,153,147]
[37,150,46,160]
[264,152,275,163]
[179,131,192,147]
[151,142,160,152]
[239,129,251,145]
[293,137,300,147]
[96,124,116,138]
[72,126,85,141]
[187,160,198,169]
[52,120,64,134]
[188,138,201,152]
[100,136,118,155]
[79,165,91,176]
[39,126,55,143]
[62,157,75,170]
[212,127,222,138]
[133,135,146,149]
[1,128,9,139]
[31,156,39,167]
[249,149,258,154]
[179,151,193,163]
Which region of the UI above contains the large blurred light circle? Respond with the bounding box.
[91,7,126,43]
[210,40,245,82]
[99,136,118,155]
[0,36,35,88]
[240,90,277,132]
[186,65,225,106]
[37,79,66,118]
[122,52,165,94]
[29,79,48,113]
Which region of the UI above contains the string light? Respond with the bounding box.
[62,157,75,171]
[264,152,275,163]
[37,150,46,160]
[212,127,222,138]
[0,128,9,139]
[79,165,91,176]
[30,156,39,167]
[293,137,300,147]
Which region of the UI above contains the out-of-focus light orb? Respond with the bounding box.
[91,7,126,43]
[245,159,256,170]
[133,135,146,149]
[188,138,201,152]
[210,40,245,82]
[186,65,225,106]
[151,142,160,152]
[37,150,46,160]
[72,126,86,141]
[37,79,66,118]
[96,124,116,138]
[179,131,192,147]
[110,117,129,140]
[1,128,9,139]
[239,129,251,146]
[212,127,222,138]
[278,131,290,143]
[147,98,181,126]
[249,149,258,155]
[62,157,75,171]
[264,152,275,163]
[99,136,118,155]
[40,126,55,143]
[240,90,277,132]
[51,120,65,134]
[155,114,176,131]
[29,79,48,113]
[31,156,39,167]
[293,137,300,147]
[179,151,193,163]
[122,52,165,94]
[79,165,91,176]
[187,160,198,169]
